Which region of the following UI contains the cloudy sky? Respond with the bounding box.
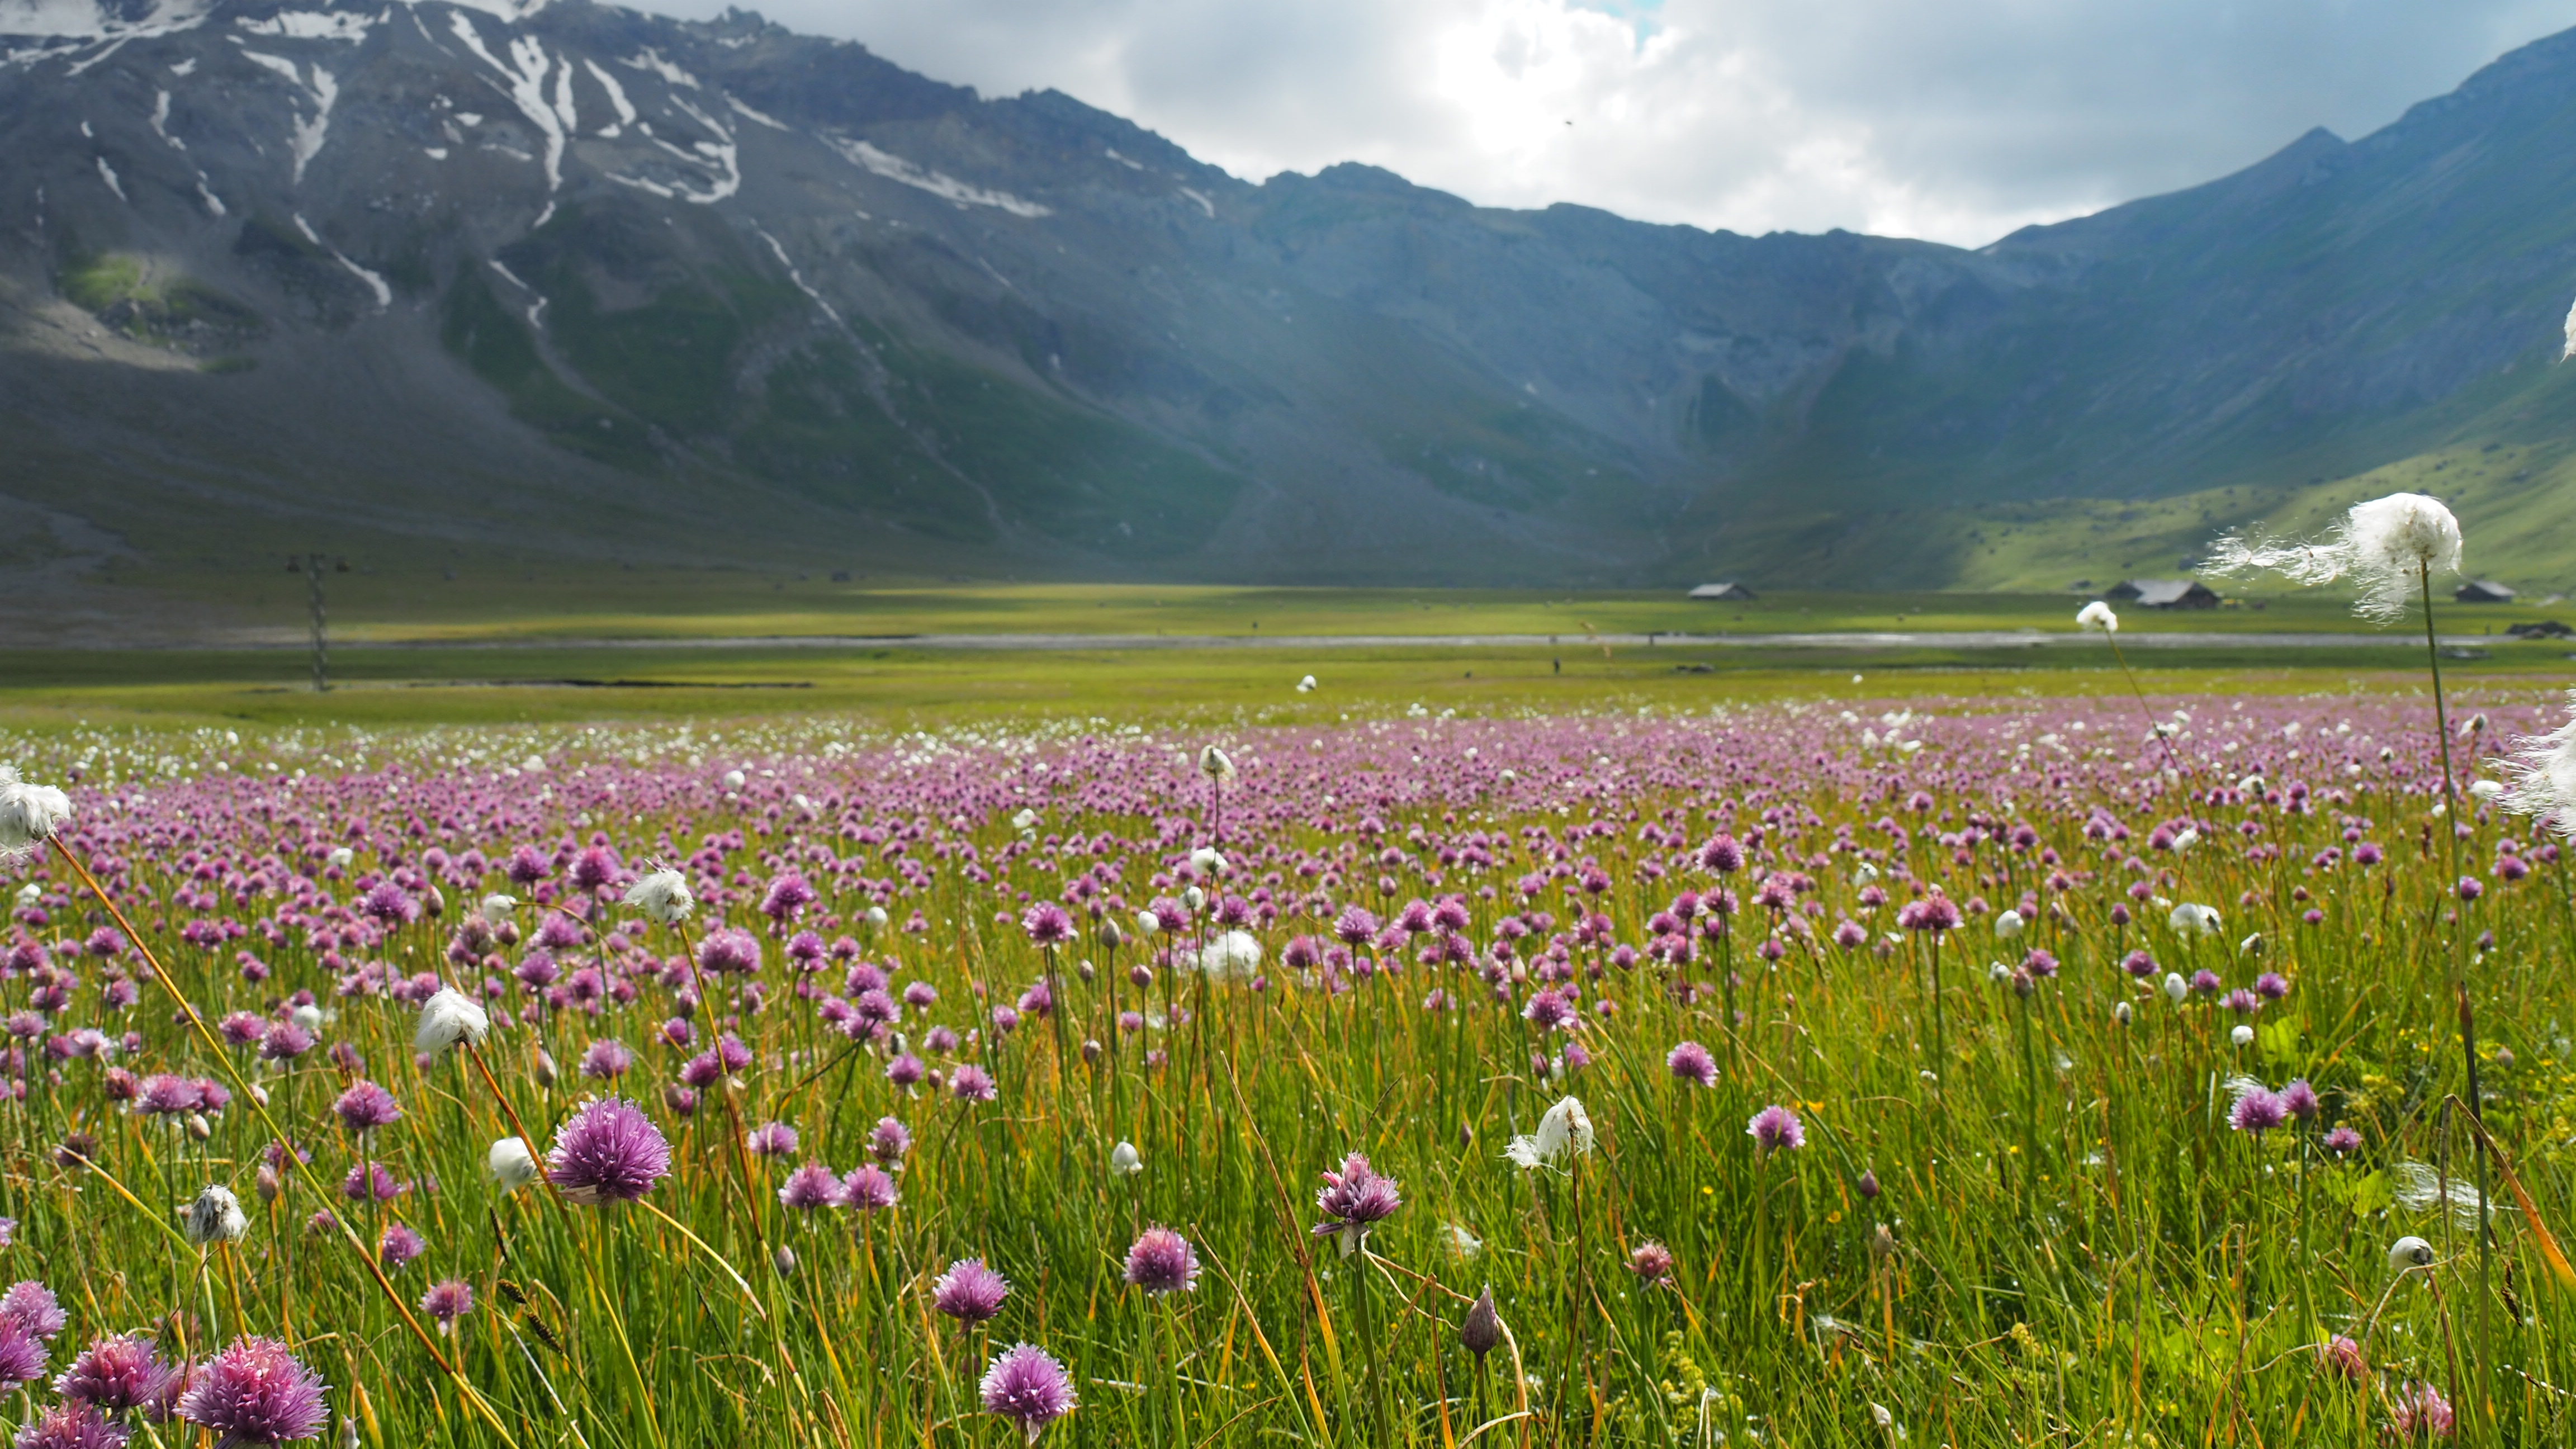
[653,0,2576,248]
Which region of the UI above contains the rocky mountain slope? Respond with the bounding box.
[6,0,2576,592]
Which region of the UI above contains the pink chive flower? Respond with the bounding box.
[1313,1152,1401,1254]
[1747,1105,1805,1152]
[2229,1088,2289,1135]
[377,1222,424,1273]
[54,1332,178,1413]
[546,1097,671,1206]
[579,1039,635,1080]
[980,1343,1077,1444]
[1666,1040,1717,1088]
[420,1279,473,1331]
[1020,902,1074,946]
[1122,1227,1200,1295]
[176,1336,329,1446]
[840,1165,899,1211]
[2390,1381,2455,1438]
[934,1259,1011,1323]
[14,1404,130,1449]
[332,1081,401,1134]
[0,1281,65,1341]
[777,1163,841,1211]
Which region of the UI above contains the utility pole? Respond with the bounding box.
[288,553,348,693]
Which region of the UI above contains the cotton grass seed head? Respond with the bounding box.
[184,1185,249,1246]
[622,868,694,924]
[2204,491,2463,623]
[0,767,72,863]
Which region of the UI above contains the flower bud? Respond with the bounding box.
[1460,1287,1500,1361]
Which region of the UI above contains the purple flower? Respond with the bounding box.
[745,1121,799,1158]
[951,1065,997,1103]
[886,1054,925,1087]
[1313,1152,1401,1253]
[1122,1226,1200,1295]
[339,1163,402,1203]
[840,1165,899,1211]
[546,1097,672,1206]
[0,1281,65,1341]
[1332,905,1378,947]
[579,1039,635,1080]
[0,1318,44,1394]
[419,1279,473,1329]
[13,1405,130,1449]
[1020,902,1073,946]
[695,929,763,976]
[359,882,418,927]
[1666,1040,1717,1088]
[868,1116,912,1167]
[1698,834,1743,874]
[2324,1125,2364,1156]
[258,1022,314,1063]
[332,1081,401,1134]
[760,872,817,924]
[778,1162,842,1211]
[2391,1381,2455,1438]
[979,1343,1077,1444]
[1747,1104,1805,1153]
[934,1258,1011,1323]
[1629,1242,1675,1282]
[378,1222,424,1272]
[2282,1079,2321,1120]
[1898,896,1961,933]
[2229,1088,2289,1135]
[55,1333,177,1414]
[177,1336,329,1446]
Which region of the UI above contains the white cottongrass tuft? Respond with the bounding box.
[2076,601,2118,633]
[2167,902,2222,937]
[2562,295,2576,361]
[1443,1221,1484,1258]
[622,868,695,924]
[489,1137,542,1194]
[0,766,72,862]
[1505,1095,1595,1171]
[1109,1141,1143,1177]
[1188,846,1229,878]
[413,987,490,1054]
[1993,910,2025,939]
[2393,1161,2501,1230]
[1192,930,1261,978]
[184,1185,249,1246]
[479,893,518,922]
[1198,745,1236,783]
[1296,674,1318,693]
[2389,1234,2437,1270]
[2501,689,2576,839]
[2203,491,2463,624]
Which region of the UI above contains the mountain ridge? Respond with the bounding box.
[5,0,2576,601]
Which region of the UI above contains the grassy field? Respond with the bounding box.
[83,570,2576,646]
[7,671,2576,1447]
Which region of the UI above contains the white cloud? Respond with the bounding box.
[658,0,2576,246]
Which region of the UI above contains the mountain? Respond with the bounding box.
[6,0,2576,600]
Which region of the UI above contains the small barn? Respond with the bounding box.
[2104,579,2219,609]
[2455,580,2517,604]
[1688,582,1759,602]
